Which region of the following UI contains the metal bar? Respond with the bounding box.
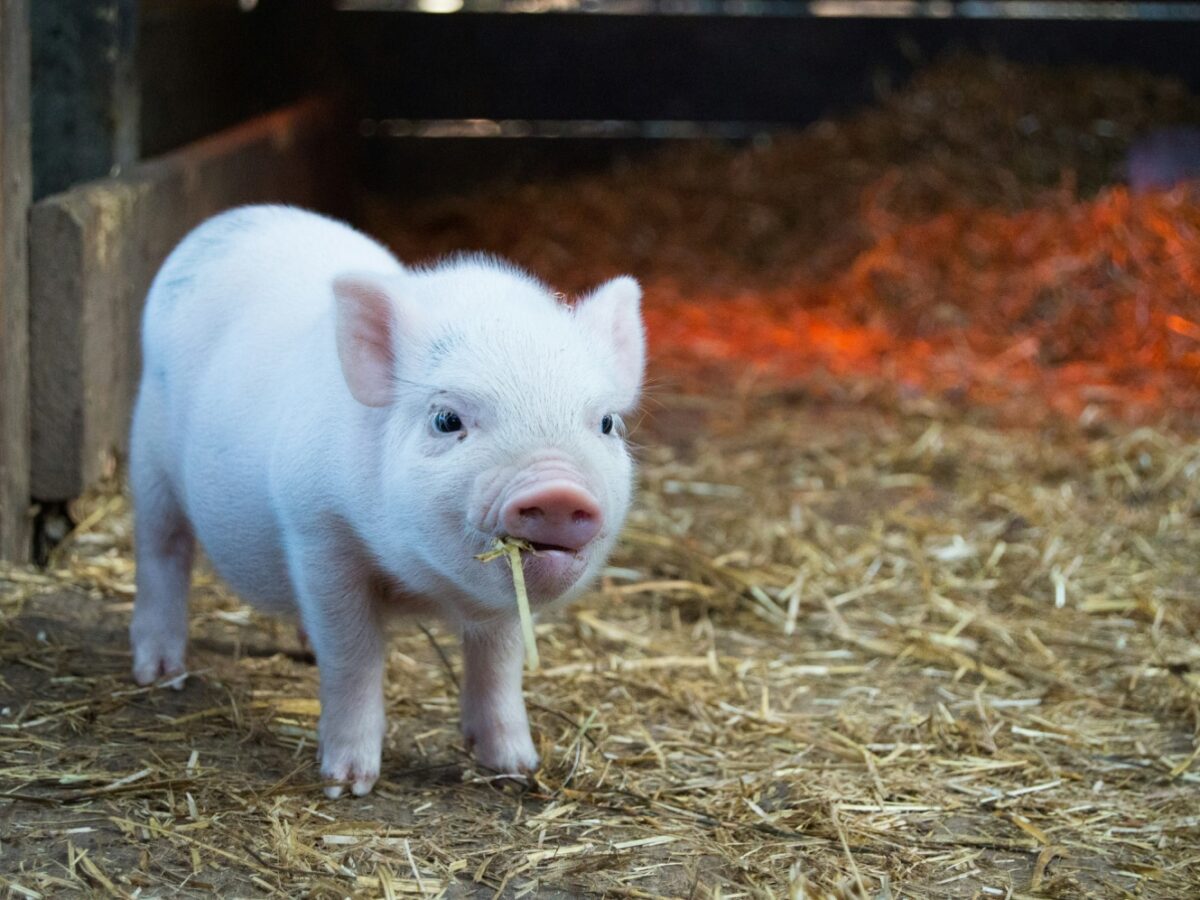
[31,0,139,201]
[360,117,792,139]
[337,0,1200,21]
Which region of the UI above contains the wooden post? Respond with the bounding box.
[0,0,32,561]
[29,98,345,501]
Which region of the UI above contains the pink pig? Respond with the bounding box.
[128,205,645,797]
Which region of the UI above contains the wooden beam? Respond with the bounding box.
[0,0,33,561]
[29,97,346,501]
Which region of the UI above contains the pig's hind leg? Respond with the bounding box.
[129,391,195,688]
[129,463,195,687]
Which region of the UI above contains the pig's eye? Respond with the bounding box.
[601,414,622,436]
[433,410,463,434]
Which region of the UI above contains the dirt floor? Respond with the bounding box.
[2,393,1199,898]
[4,56,1200,898]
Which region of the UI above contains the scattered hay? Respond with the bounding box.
[2,394,1198,897]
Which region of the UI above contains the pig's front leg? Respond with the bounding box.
[291,549,386,799]
[460,617,540,774]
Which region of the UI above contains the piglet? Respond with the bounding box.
[129,205,645,797]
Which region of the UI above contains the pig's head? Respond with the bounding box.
[332,256,645,616]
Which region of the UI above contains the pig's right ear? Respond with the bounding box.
[333,274,403,407]
[575,276,646,410]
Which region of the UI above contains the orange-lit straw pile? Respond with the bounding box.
[646,185,1200,424]
[372,57,1200,426]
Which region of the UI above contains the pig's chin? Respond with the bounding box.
[517,546,591,603]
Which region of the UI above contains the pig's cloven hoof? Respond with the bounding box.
[130,632,187,689]
[466,725,541,775]
[320,740,381,799]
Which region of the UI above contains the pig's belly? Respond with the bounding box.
[194,522,297,616]
[177,432,298,616]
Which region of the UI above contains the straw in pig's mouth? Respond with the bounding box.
[474,536,542,670]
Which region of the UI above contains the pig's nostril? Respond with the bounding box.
[501,483,603,551]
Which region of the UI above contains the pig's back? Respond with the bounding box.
[143,206,401,381]
[138,206,402,610]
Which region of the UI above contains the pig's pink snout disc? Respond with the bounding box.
[501,483,602,552]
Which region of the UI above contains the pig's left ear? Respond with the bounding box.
[575,276,645,410]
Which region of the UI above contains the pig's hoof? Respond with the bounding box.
[467,726,541,775]
[320,744,381,799]
[130,634,187,689]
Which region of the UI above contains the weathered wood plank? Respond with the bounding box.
[29,96,346,500]
[0,0,33,561]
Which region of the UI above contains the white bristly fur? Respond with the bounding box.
[129,205,645,798]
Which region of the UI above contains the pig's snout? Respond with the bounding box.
[501,483,602,552]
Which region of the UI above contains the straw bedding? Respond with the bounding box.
[3,57,1199,898]
[3,399,1198,898]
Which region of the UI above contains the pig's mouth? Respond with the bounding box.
[526,541,577,555]
[502,539,590,598]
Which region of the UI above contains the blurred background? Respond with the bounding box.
[13,1,1200,530]
[9,0,1200,549]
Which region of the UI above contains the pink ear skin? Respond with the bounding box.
[333,275,400,408]
[574,276,646,409]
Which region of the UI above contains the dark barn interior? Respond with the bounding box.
[2,1,1200,896]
